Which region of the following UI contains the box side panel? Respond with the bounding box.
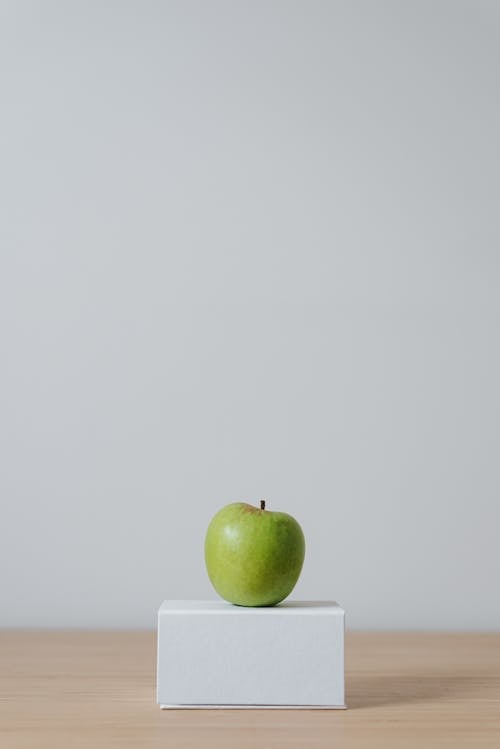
[157,609,344,706]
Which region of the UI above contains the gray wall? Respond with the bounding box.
[1,0,499,630]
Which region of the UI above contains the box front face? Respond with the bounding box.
[157,607,344,706]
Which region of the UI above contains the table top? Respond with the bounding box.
[1,631,499,748]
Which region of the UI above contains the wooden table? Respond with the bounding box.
[1,631,499,747]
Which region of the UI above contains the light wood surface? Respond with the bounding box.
[1,631,499,748]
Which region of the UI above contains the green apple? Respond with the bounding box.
[204,500,305,607]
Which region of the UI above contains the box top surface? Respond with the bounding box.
[159,600,344,615]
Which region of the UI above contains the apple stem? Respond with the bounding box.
[260,500,266,510]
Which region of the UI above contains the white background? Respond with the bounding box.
[1,0,499,629]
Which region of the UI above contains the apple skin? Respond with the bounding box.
[205,502,305,607]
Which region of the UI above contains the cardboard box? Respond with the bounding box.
[157,600,345,708]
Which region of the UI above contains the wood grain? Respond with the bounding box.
[1,631,499,748]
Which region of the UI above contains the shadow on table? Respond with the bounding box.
[347,673,480,709]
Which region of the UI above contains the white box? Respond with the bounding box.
[157,600,345,708]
